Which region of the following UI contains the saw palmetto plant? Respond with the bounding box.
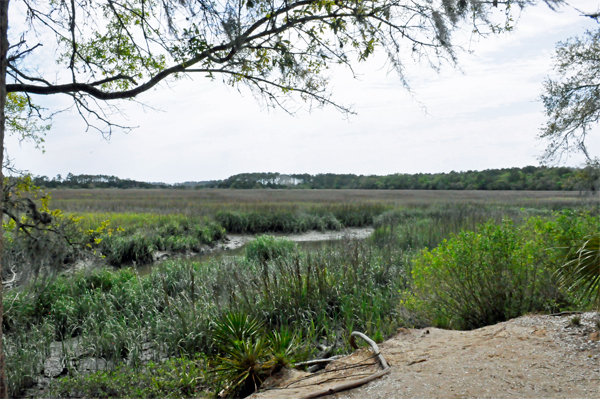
[558,233,600,306]
[210,313,274,397]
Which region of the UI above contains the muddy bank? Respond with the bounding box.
[220,227,374,251]
[133,227,374,274]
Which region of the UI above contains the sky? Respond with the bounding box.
[5,1,600,184]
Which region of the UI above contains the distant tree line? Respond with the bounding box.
[31,166,598,191]
[32,173,169,189]
[212,166,597,191]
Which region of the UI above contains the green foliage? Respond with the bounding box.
[540,27,600,162]
[215,167,585,191]
[82,216,226,265]
[5,201,597,396]
[99,233,156,265]
[407,212,599,329]
[4,236,408,395]
[215,203,383,234]
[245,235,297,264]
[33,166,591,191]
[33,173,169,189]
[558,232,600,306]
[268,327,301,369]
[215,239,408,343]
[209,313,302,397]
[210,313,273,397]
[4,92,51,151]
[50,356,209,399]
[372,204,537,250]
[5,321,54,397]
[2,175,83,284]
[215,209,341,234]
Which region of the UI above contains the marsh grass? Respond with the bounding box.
[372,203,551,250]
[5,189,598,397]
[79,214,226,265]
[5,321,54,396]
[47,188,593,216]
[50,356,210,398]
[4,237,408,397]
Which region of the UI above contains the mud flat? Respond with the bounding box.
[136,227,374,274]
[220,227,374,251]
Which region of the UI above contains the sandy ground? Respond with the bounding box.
[220,228,374,250]
[251,312,600,399]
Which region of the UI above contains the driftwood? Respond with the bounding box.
[548,311,584,317]
[294,356,343,368]
[298,368,392,399]
[2,266,17,286]
[349,331,389,369]
[298,332,391,399]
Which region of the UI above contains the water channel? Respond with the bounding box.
[136,227,374,275]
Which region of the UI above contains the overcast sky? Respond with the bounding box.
[6,1,600,183]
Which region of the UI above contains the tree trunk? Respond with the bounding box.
[0,0,9,397]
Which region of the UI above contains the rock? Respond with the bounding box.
[43,356,66,378]
[77,358,110,373]
[43,338,87,378]
[153,251,170,261]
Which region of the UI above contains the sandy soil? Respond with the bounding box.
[220,228,374,250]
[251,312,600,399]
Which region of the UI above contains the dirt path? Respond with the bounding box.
[252,312,600,399]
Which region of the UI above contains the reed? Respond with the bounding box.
[4,236,409,397]
[4,190,597,397]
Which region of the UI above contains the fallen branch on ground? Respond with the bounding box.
[294,356,344,368]
[298,331,391,399]
[548,311,585,317]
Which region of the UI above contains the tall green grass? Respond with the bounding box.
[372,204,552,250]
[5,203,598,397]
[4,236,408,397]
[77,214,226,265]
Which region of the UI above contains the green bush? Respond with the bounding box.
[407,218,565,330]
[558,232,600,306]
[406,211,599,330]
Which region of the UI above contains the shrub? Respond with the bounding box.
[407,218,565,330]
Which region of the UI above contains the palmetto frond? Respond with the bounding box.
[558,233,600,306]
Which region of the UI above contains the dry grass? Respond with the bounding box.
[47,189,593,215]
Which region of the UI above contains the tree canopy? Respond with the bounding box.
[540,25,600,163]
[5,0,560,132]
[212,166,588,190]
